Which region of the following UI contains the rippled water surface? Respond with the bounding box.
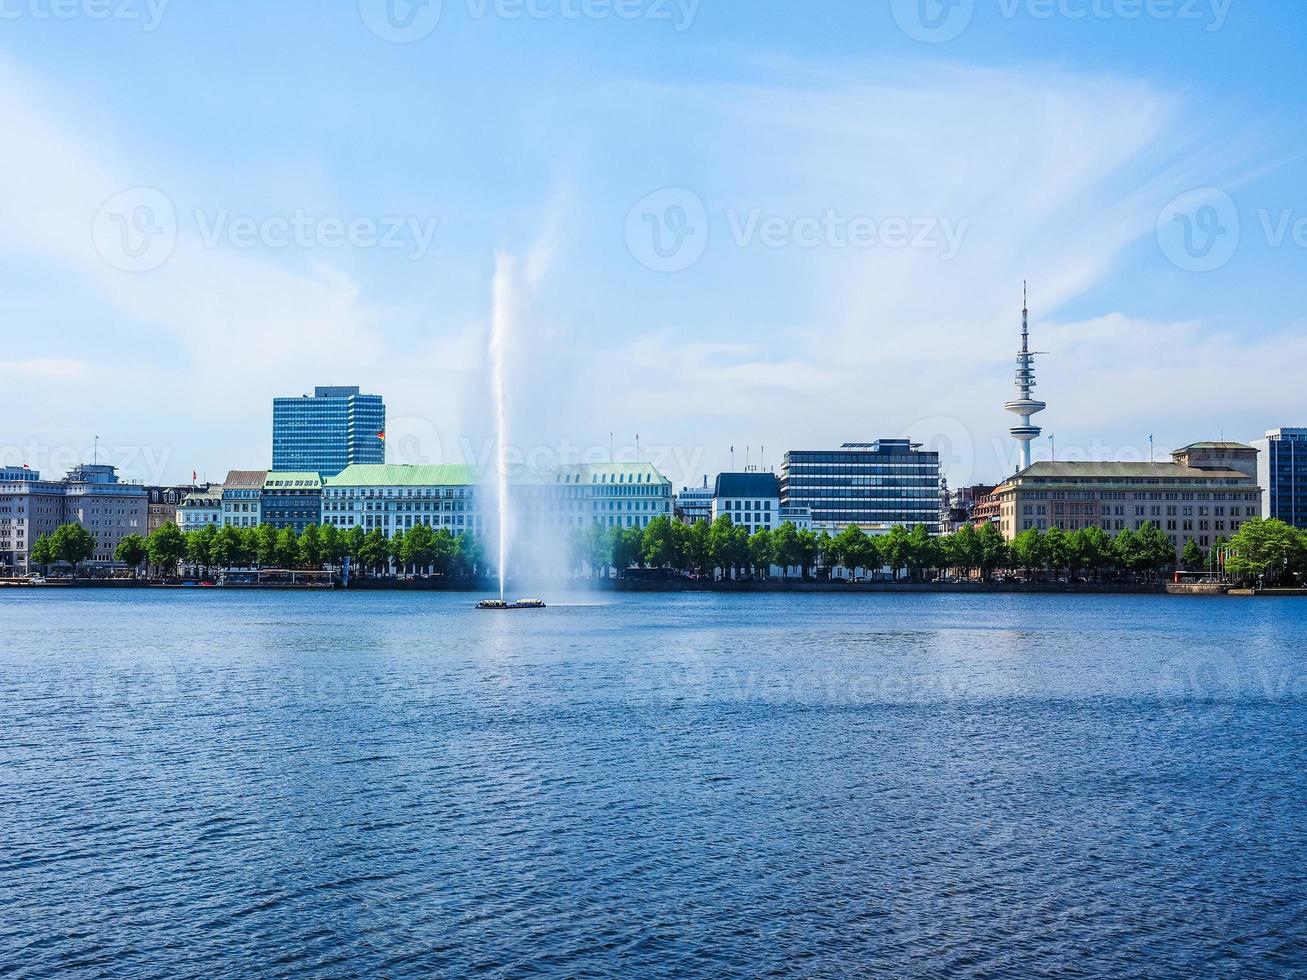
[2,590,1306,977]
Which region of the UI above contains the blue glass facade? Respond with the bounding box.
[780,439,941,532]
[272,386,385,478]
[1255,428,1307,529]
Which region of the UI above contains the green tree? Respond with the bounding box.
[609,526,643,579]
[359,528,390,575]
[1076,526,1113,581]
[253,524,279,568]
[1180,537,1203,571]
[1135,522,1176,581]
[1043,526,1069,578]
[795,528,819,579]
[29,534,55,575]
[146,523,187,577]
[771,522,801,578]
[1011,528,1044,577]
[402,524,438,573]
[815,530,836,577]
[906,524,938,580]
[275,528,300,568]
[299,524,323,568]
[51,523,96,577]
[880,525,911,580]
[115,534,148,577]
[709,515,746,580]
[585,523,611,579]
[320,523,343,568]
[1112,527,1143,577]
[210,525,244,569]
[1226,518,1306,585]
[833,525,871,578]
[641,515,681,570]
[342,526,365,568]
[748,528,774,577]
[186,524,217,573]
[684,520,712,578]
[976,522,1010,581]
[946,524,981,578]
[388,528,407,574]
[456,532,484,578]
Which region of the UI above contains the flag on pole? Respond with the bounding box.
[377,431,386,441]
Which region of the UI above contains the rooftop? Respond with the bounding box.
[325,464,479,487]
[1005,461,1255,483]
[223,470,268,488]
[553,462,672,485]
[714,472,781,498]
[1176,441,1256,452]
[263,471,323,490]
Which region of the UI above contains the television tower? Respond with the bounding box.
[1005,283,1046,472]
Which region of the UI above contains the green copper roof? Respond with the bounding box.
[324,464,480,487]
[554,462,672,485]
[263,471,322,490]
[1177,442,1256,452]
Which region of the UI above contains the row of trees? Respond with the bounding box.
[568,516,1187,583]
[30,522,488,580]
[30,514,1307,587]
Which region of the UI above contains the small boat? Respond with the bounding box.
[477,598,547,610]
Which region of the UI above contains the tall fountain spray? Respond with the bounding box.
[490,253,513,603]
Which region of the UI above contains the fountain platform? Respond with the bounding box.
[477,599,547,611]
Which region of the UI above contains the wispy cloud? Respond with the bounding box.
[0,358,91,379]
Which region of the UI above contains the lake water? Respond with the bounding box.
[2,590,1305,977]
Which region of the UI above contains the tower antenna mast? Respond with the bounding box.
[1005,282,1048,472]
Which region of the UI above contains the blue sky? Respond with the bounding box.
[1,0,1304,488]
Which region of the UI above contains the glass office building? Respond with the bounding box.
[272,386,385,477]
[780,439,941,533]
[1254,428,1307,529]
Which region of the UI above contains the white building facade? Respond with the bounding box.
[178,487,224,531]
[321,464,482,536]
[712,472,782,534]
